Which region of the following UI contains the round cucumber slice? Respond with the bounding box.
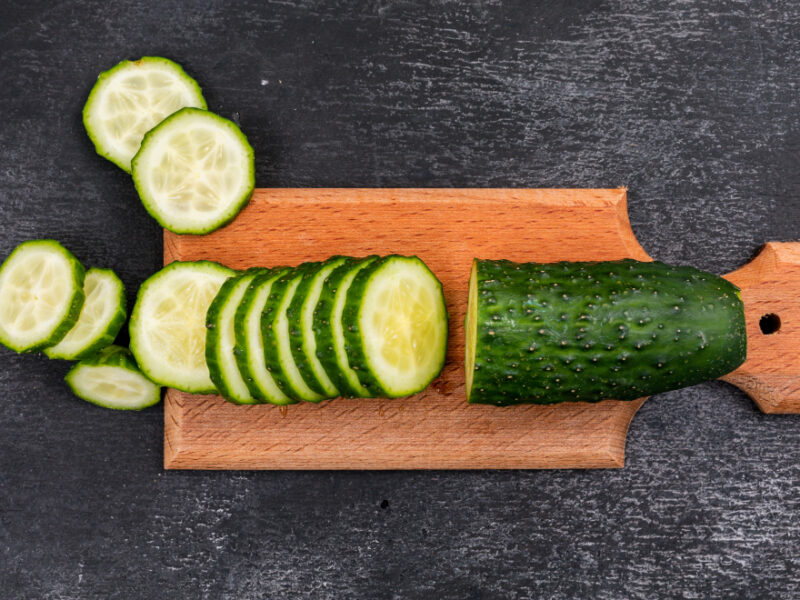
[313,256,378,398]
[65,345,161,410]
[45,268,126,360]
[83,56,207,172]
[233,267,296,405]
[286,256,349,399]
[206,271,260,404]
[129,260,235,393]
[343,256,448,397]
[0,240,85,353]
[131,107,255,234]
[262,265,327,403]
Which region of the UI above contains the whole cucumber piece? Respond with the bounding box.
[465,259,746,405]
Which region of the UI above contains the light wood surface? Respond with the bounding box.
[163,188,799,469]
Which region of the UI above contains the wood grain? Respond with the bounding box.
[162,189,799,469]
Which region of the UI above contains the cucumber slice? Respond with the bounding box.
[83,57,207,172]
[262,265,328,402]
[233,267,296,405]
[65,345,161,410]
[129,260,235,393]
[313,256,378,398]
[206,271,260,404]
[45,268,126,360]
[343,256,448,397]
[286,257,349,399]
[131,107,255,234]
[0,240,85,353]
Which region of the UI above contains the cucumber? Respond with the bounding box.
[65,345,161,410]
[206,271,260,404]
[286,256,349,399]
[129,260,235,393]
[313,256,378,397]
[0,240,85,353]
[45,268,127,360]
[83,57,207,172]
[465,258,747,405]
[233,267,296,405]
[262,265,327,402]
[343,256,448,397]
[131,107,255,234]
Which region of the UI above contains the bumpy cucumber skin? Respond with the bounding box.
[131,107,255,235]
[467,259,747,406]
[0,240,86,353]
[83,57,207,173]
[312,257,377,398]
[232,267,296,405]
[44,268,127,360]
[260,264,322,402]
[286,257,347,400]
[205,272,258,405]
[129,260,236,394]
[342,255,449,398]
[65,345,162,410]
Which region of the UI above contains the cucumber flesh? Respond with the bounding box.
[0,240,85,353]
[129,260,235,393]
[206,271,259,404]
[131,107,255,235]
[262,265,327,402]
[233,267,295,405]
[65,345,161,410]
[313,256,378,398]
[286,257,348,399]
[343,256,448,397]
[465,258,747,405]
[45,268,126,360]
[83,57,207,172]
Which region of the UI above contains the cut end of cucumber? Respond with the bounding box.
[0,240,85,353]
[83,56,207,172]
[66,346,161,410]
[131,107,255,234]
[129,260,235,393]
[465,260,478,402]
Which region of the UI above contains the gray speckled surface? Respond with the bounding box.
[1,1,800,598]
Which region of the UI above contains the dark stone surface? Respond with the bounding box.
[1,1,799,598]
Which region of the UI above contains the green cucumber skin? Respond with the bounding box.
[312,257,376,398]
[343,255,449,398]
[232,267,295,404]
[467,259,747,406]
[285,257,346,400]
[260,264,315,402]
[205,271,255,404]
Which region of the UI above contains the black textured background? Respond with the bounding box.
[2,1,800,598]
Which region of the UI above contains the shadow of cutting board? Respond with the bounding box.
[163,188,800,469]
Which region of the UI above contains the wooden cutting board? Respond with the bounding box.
[163,188,800,469]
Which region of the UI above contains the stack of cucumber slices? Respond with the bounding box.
[0,240,160,410]
[129,255,449,404]
[84,57,255,235]
[0,56,450,411]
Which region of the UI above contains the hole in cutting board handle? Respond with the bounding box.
[759,313,781,335]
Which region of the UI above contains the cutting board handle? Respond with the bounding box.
[722,242,800,413]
